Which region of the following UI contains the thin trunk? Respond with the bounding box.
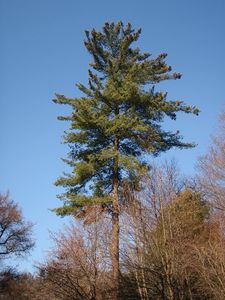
[134,202,148,300]
[111,136,120,300]
[134,268,144,300]
[92,212,98,300]
[158,199,174,300]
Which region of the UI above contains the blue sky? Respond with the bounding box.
[1,0,225,272]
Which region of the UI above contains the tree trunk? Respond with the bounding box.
[111,188,119,299]
[111,136,120,300]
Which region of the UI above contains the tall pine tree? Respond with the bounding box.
[53,22,199,299]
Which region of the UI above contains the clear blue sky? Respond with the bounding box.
[1,0,225,272]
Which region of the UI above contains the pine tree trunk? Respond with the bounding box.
[111,185,119,300]
[111,136,120,300]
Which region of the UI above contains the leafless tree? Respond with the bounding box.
[0,192,34,260]
[121,161,216,300]
[39,217,112,300]
[193,214,225,300]
[197,111,225,211]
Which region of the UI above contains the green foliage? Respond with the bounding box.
[54,22,199,216]
[155,189,210,243]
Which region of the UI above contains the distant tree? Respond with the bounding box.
[0,268,30,300]
[0,267,55,300]
[197,111,225,211]
[0,192,34,260]
[53,21,199,299]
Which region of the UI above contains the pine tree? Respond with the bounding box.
[53,21,199,299]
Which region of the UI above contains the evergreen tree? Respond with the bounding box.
[53,21,199,299]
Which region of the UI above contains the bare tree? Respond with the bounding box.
[197,112,225,211]
[193,214,225,300]
[121,161,214,300]
[39,218,112,300]
[121,161,181,299]
[0,192,34,260]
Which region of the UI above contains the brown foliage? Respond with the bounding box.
[0,268,56,300]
